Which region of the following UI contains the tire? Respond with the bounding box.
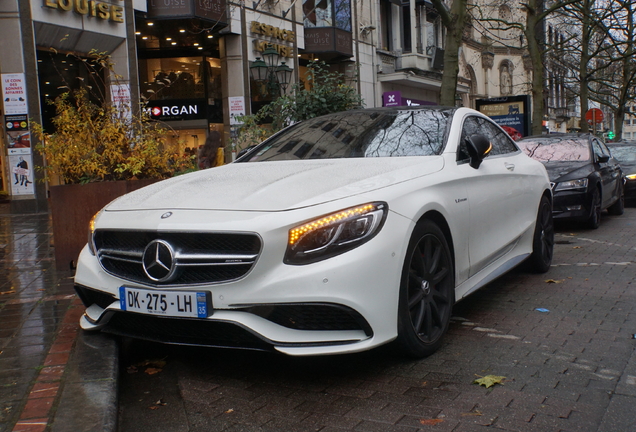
[528,195,554,273]
[587,187,602,229]
[607,182,625,216]
[396,220,454,358]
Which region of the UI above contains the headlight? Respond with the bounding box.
[554,178,588,191]
[626,174,636,180]
[284,202,388,265]
[87,210,101,256]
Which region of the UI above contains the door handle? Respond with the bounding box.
[505,163,515,172]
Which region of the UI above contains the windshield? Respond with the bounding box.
[517,137,590,162]
[609,145,636,163]
[244,108,453,162]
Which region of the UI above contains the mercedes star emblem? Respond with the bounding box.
[142,240,176,282]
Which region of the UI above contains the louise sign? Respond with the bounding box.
[43,0,124,22]
[147,0,225,23]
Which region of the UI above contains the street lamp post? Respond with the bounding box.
[250,45,292,96]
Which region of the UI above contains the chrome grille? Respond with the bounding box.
[94,230,261,286]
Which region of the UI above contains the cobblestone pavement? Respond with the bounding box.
[118,209,636,432]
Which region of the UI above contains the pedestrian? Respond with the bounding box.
[198,131,224,169]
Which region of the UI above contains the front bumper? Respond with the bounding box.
[74,207,412,356]
[552,189,591,220]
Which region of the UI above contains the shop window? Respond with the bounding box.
[36,50,106,133]
[138,57,222,101]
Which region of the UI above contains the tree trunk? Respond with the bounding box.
[525,0,546,135]
[431,0,468,106]
[578,2,591,133]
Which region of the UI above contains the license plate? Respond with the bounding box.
[119,287,210,318]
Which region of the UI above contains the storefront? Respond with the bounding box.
[135,1,226,163]
[0,0,136,211]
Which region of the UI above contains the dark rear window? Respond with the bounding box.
[517,137,590,162]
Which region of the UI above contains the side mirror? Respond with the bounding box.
[466,134,492,169]
[597,154,610,163]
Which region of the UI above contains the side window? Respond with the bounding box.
[591,139,606,159]
[480,120,518,156]
[598,140,612,158]
[458,116,518,162]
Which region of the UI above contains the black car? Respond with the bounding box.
[517,133,624,228]
[606,141,636,203]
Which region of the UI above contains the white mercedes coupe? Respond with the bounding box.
[75,106,553,357]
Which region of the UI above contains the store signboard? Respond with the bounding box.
[145,99,206,121]
[382,91,435,107]
[304,28,352,57]
[9,154,34,196]
[1,73,28,115]
[148,0,226,23]
[195,0,225,22]
[147,0,193,17]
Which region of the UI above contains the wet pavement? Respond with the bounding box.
[0,204,117,432]
[117,209,636,432]
[1,203,635,432]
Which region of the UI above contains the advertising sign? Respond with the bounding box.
[229,96,245,125]
[476,95,531,139]
[5,114,28,132]
[111,84,132,120]
[1,73,28,115]
[9,154,34,196]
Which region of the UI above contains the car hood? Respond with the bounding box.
[618,161,636,175]
[105,157,444,212]
[542,161,593,183]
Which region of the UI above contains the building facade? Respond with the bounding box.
[0,0,535,212]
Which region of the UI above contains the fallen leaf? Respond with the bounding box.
[420,418,444,425]
[149,406,159,410]
[544,279,563,284]
[145,367,162,375]
[573,246,582,249]
[136,359,167,369]
[0,291,16,295]
[461,410,483,416]
[473,375,506,388]
[225,409,234,414]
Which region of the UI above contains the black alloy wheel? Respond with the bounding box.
[528,195,554,273]
[587,187,602,229]
[396,220,454,358]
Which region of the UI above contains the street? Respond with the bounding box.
[117,209,636,432]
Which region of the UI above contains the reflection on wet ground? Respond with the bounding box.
[0,204,75,431]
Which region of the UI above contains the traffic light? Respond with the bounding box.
[607,131,615,140]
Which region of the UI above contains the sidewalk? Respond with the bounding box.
[0,204,118,432]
